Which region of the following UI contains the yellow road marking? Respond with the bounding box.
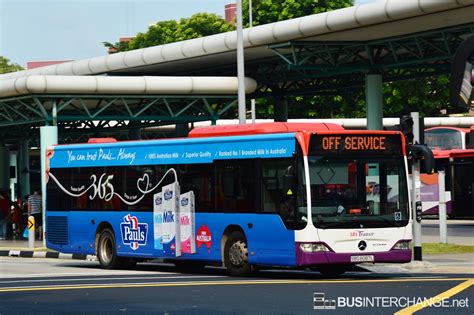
[395,279,474,315]
[0,277,471,293]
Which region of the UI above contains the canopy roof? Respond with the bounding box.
[1,0,473,80]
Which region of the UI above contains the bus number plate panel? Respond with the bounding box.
[350,255,374,263]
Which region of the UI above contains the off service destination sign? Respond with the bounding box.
[310,134,403,155]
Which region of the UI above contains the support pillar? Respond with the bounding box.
[365,74,383,130]
[18,140,30,198]
[0,146,9,191]
[128,122,141,140]
[175,123,189,137]
[274,97,288,122]
[129,128,141,140]
[40,126,58,245]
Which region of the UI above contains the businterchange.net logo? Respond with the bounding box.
[313,292,470,310]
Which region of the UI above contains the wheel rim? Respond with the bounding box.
[100,234,113,264]
[228,240,247,267]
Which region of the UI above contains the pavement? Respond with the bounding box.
[0,238,95,260]
[1,237,473,275]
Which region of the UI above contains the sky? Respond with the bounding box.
[0,0,374,68]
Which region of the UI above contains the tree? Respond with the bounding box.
[0,56,23,74]
[106,13,234,52]
[243,0,353,26]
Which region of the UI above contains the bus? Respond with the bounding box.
[45,122,416,276]
[421,148,474,218]
[420,127,474,218]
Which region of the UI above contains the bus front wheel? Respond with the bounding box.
[97,228,120,269]
[224,231,251,277]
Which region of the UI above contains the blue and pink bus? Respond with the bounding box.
[46,123,414,276]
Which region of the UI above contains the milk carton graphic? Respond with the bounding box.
[162,182,181,257]
[153,192,163,250]
[180,191,196,254]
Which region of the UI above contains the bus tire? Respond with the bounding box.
[97,228,120,269]
[224,231,251,277]
[313,265,347,278]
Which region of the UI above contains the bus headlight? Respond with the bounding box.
[299,243,329,253]
[392,241,411,250]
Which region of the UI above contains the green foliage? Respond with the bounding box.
[0,56,23,74]
[243,0,353,26]
[422,243,474,254]
[107,13,234,52]
[383,75,451,117]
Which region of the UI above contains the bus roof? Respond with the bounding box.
[433,149,474,159]
[425,126,471,133]
[188,122,344,138]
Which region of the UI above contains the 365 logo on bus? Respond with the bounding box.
[120,214,148,250]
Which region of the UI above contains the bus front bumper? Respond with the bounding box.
[296,243,411,266]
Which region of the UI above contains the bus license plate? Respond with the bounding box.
[350,255,374,263]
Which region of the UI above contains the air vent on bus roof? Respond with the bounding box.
[87,138,117,143]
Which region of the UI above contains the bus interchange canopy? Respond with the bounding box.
[0,0,473,144]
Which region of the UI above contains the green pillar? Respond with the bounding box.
[128,121,142,140]
[365,74,383,130]
[0,146,9,191]
[18,140,30,198]
[274,97,288,122]
[175,123,189,137]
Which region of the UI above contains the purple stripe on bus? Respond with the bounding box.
[295,243,411,265]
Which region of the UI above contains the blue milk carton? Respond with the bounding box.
[162,182,181,257]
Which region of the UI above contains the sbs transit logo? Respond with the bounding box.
[120,214,148,250]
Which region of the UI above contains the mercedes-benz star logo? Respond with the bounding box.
[358,241,367,251]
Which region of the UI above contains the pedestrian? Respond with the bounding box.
[0,190,11,240]
[28,188,43,241]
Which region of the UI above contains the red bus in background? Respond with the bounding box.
[422,126,474,218]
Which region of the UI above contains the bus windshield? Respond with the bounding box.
[307,134,409,229]
[425,129,464,150]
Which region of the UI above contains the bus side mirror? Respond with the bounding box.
[410,144,435,174]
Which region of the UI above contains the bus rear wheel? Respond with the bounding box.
[224,231,251,277]
[97,228,121,269]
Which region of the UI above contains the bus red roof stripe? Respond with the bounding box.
[188,122,344,137]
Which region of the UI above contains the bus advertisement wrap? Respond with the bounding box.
[180,191,196,254]
[162,182,181,257]
[153,193,163,250]
[45,125,413,276]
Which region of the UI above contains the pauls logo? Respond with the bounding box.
[196,224,212,250]
[120,214,148,250]
[349,230,374,238]
[181,196,189,206]
[164,189,173,200]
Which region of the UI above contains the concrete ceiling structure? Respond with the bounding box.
[0,0,473,144]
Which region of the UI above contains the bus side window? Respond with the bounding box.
[178,163,215,213]
[214,159,258,213]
